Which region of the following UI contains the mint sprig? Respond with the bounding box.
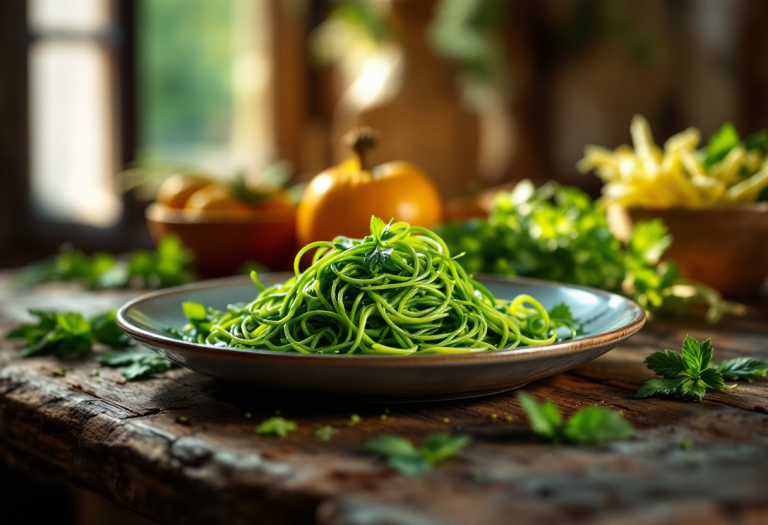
[517,392,634,444]
[634,335,767,401]
[98,350,174,381]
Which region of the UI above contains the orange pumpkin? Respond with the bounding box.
[297,128,443,245]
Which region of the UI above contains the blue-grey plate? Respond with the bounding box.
[117,274,645,402]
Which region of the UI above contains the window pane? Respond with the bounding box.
[139,0,273,178]
[30,41,120,226]
[29,0,110,33]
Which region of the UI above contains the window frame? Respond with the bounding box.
[0,0,142,267]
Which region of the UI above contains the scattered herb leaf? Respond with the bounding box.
[315,425,337,441]
[635,335,738,401]
[98,350,174,381]
[15,235,196,290]
[518,392,634,444]
[366,432,471,476]
[255,417,297,437]
[348,414,361,426]
[717,357,768,382]
[6,309,132,358]
[176,416,190,425]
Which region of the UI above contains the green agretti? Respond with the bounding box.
[176,217,575,355]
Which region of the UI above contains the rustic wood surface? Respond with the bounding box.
[1,273,768,525]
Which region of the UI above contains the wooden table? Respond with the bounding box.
[1,274,768,525]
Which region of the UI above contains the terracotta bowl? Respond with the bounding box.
[610,204,768,298]
[146,203,297,278]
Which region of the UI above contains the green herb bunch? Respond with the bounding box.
[517,392,634,445]
[366,433,471,476]
[6,310,132,357]
[437,180,732,322]
[98,350,175,381]
[16,235,196,290]
[636,335,768,401]
[7,308,174,381]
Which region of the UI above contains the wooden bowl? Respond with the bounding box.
[146,203,297,277]
[611,204,768,298]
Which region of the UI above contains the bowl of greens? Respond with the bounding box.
[117,217,645,401]
[579,116,768,297]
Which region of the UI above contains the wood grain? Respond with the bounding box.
[1,276,767,525]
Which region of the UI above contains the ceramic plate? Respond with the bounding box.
[117,274,645,402]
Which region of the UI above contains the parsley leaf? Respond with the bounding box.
[636,335,738,401]
[98,350,174,380]
[644,349,687,378]
[517,393,561,440]
[15,234,196,290]
[255,417,297,437]
[635,378,685,398]
[518,392,634,444]
[366,432,471,476]
[90,310,133,347]
[7,309,132,358]
[314,425,337,441]
[717,357,768,382]
[562,406,636,444]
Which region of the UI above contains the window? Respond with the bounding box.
[28,0,121,227]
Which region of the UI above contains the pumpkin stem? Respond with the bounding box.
[343,127,379,171]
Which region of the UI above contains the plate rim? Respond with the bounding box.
[117,273,646,366]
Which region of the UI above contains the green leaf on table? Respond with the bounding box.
[518,392,634,445]
[717,357,768,381]
[682,335,713,372]
[420,433,472,464]
[636,335,742,402]
[562,406,635,444]
[255,417,297,437]
[644,349,687,378]
[5,309,58,343]
[8,310,93,358]
[314,425,337,441]
[388,453,432,477]
[517,392,561,441]
[366,434,418,457]
[678,378,708,402]
[635,378,684,398]
[365,432,470,476]
[98,350,174,380]
[90,310,133,348]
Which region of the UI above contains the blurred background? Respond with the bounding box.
[2,0,767,268]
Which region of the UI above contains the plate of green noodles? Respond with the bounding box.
[117,217,645,401]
